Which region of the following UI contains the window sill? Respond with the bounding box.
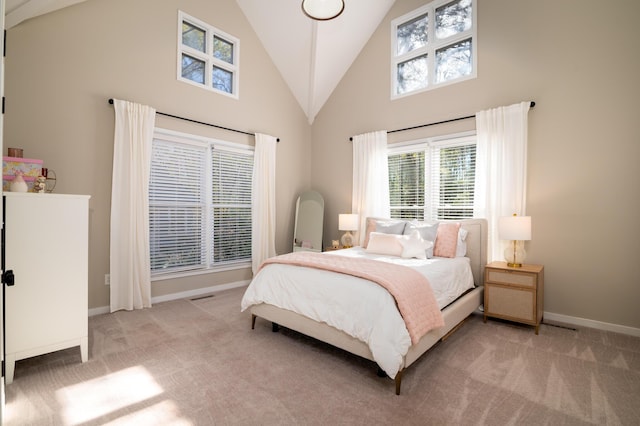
[151,261,251,282]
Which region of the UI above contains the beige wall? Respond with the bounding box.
[4,0,640,330]
[311,0,640,329]
[4,0,311,309]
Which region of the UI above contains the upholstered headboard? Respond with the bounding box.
[364,217,488,286]
[458,219,488,286]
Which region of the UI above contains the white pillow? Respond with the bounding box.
[456,227,468,257]
[399,230,432,259]
[404,220,438,258]
[365,232,404,257]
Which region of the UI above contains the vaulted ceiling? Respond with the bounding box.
[5,0,396,124]
[5,0,87,29]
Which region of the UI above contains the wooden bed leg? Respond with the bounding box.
[272,322,280,332]
[395,369,403,396]
[251,314,257,330]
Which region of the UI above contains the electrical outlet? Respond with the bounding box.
[105,274,110,286]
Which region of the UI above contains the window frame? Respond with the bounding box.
[149,128,253,282]
[388,131,477,221]
[390,0,477,100]
[177,11,240,99]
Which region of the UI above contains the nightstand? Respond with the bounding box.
[483,261,544,334]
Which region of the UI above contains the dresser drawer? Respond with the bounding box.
[486,269,536,288]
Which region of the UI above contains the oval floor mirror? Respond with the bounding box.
[293,190,324,252]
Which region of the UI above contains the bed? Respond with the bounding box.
[241,218,487,395]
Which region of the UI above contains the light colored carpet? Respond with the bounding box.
[5,286,640,425]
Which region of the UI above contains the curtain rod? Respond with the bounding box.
[108,99,279,142]
[349,101,536,141]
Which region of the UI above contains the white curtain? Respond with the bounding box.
[474,101,531,262]
[110,99,156,312]
[352,130,390,246]
[252,133,278,273]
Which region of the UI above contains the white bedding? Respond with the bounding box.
[241,247,474,378]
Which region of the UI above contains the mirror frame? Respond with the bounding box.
[293,190,324,252]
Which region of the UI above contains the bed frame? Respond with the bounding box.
[250,218,488,395]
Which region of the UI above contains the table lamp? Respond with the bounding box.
[339,214,359,248]
[498,214,531,267]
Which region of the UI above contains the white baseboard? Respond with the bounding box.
[477,305,639,337]
[88,280,250,317]
[544,311,640,338]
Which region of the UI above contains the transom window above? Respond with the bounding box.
[178,11,239,98]
[391,0,476,99]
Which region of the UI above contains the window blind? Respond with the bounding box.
[149,140,206,274]
[211,147,253,265]
[389,150,426,219]
[388,135,476,222]
[428,142,476,220]
[149,133,253,277]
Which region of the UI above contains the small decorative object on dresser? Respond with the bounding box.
[7,147,23,158]
[331,239,339,249]
[9,173,28,192]
[3,155,44,192]
[483,261,544,334]
[45,168,57,193]
[33,175,47,193]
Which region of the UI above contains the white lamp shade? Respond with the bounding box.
[339,213,359,231]
[301,0,345,20]
[498,215,532,240]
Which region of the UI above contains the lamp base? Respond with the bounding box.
[504,241,526,268]
[341,231,354,248]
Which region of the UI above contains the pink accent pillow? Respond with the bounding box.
[362,218,378,248]
[433,222,461,258]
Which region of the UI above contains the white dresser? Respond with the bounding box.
[3,192,90,384]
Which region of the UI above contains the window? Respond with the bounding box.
[178,11,239,98]
[149,129,253,278]
[388,133,476,221]
[391,0,476,98]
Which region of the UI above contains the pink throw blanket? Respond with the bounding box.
[260,252,444,344]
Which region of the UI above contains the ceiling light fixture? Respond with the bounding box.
[301,0,345,21]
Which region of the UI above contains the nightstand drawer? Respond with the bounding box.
[486,270,536,288]
[485,285,534,322]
